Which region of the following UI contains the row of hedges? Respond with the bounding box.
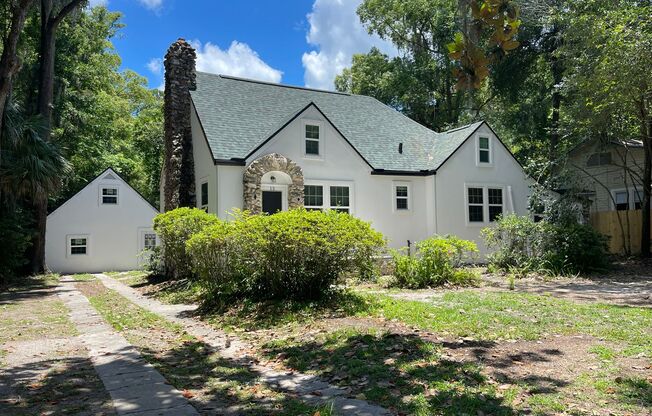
[482,214,610,275]
[154,208,385,301]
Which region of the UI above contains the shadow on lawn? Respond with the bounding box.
[137,339,325,415]
[0,356,114,416]
[262,331,572,415]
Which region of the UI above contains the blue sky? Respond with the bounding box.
[91,0,397,90]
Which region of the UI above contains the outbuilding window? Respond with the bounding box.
[200,181,208,211]
[101,187,118,204]
[144,233,157,251]
[69,237,88,255]
[395,185,409,210]
[467,187,484,222]
[488,188,504,221]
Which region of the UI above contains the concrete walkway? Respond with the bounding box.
[57,277,198,416]
[95,273,392,416]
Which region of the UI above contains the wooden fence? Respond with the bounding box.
[590,210,652,254]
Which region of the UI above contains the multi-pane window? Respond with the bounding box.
[200,181,208,211]
[144,233,157,251]
[587,152,612,167]
[102,187,118,204]
[70,238,87,255]
[488,188,503,222]
[395,185,409,210]
[614,190,629,211]
[467,187,484,222]
[330,186,350,212]
[304,185,324,210]
[478,137,490,164]
[305,124,320,155]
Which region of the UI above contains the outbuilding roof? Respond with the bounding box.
[190,72,485,172]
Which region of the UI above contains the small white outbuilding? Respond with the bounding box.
[46,167,159,274]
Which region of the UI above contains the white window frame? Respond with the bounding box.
[329,185,351,213]
[475,135,493,167]
[304,184,325,210]
[611,187,642,211]
[487,187,505,222]
[67,234,89,257]
[302,120,323,159]
[199,178,209,211]
[99,184,119,205]
[464,184,507,226]
[304,180,354,214]
[392,182,411,212]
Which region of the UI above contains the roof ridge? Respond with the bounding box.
[443,121,484,134]
[196,71,352,96]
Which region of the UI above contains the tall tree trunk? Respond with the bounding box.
[641,101,651,258]
[28,0,84,273]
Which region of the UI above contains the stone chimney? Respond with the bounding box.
[163,38,197,211]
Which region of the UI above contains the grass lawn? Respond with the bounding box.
[202,289,652,415]
[77,280,333,415]
[0,274,114,415]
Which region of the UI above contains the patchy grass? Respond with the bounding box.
[0,275,76,345]
[113,271,204,305]
[79,280,334,415]
[70,273,96,281]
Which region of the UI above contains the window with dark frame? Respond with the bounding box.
[587,152,612,167]
[488,188,503,222]
[102,187,118,204]
[395,185,408,210]
[70,238,87,255]
[304,185,323,210]
[200,182,208,211]
[468,187,484,222]
[478,137,490,163]
[144,233,157,251]
[330,186,350,212]
[614,191,629,211]
[305,124,320,155]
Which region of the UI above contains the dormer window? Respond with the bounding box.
[305,124,320,156]
[101,187,118,204]
[478,136,491,164]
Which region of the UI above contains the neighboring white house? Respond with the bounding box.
[46,168,159,273]
[163,72,532,253]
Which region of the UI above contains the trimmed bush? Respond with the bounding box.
[153,208,220,279]
[391,236,480,288]
[186,209,386,301]
[482,214,610,275]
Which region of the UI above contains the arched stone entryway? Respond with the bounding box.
[243,153,304,214]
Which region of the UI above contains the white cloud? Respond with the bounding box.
[191,40,283,83]
[138,0,163,10]
[146,58,163,75]
[302,0,398,90]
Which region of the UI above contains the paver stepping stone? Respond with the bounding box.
[57,277,199,416]
[95,273,392,416]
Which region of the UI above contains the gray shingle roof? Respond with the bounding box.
[190,72,483,172]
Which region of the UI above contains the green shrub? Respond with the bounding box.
[187,209,386,301]
[482,214,610,275]
[153,208,220,279]
[390,236,479,289]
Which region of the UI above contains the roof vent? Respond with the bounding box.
[103,173,116,180]
[398,143,403,154]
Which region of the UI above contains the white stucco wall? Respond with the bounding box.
[187,103,532,252]
[434,124,532,254]
[45,169,159,273]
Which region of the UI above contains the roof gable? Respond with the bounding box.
[48,168,158,218]
[190,72,484,172]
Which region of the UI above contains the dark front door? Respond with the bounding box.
[262,191,283,214]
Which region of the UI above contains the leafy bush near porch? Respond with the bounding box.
[153,208,220,280]
[186,209,386,301]
[390,236,480,288]
[482,214,610,275]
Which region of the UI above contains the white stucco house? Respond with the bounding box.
[46,168,159,273]
[161,71,532,253]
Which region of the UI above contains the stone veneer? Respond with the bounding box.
[163,38,196,211]
[243,153,304,214]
